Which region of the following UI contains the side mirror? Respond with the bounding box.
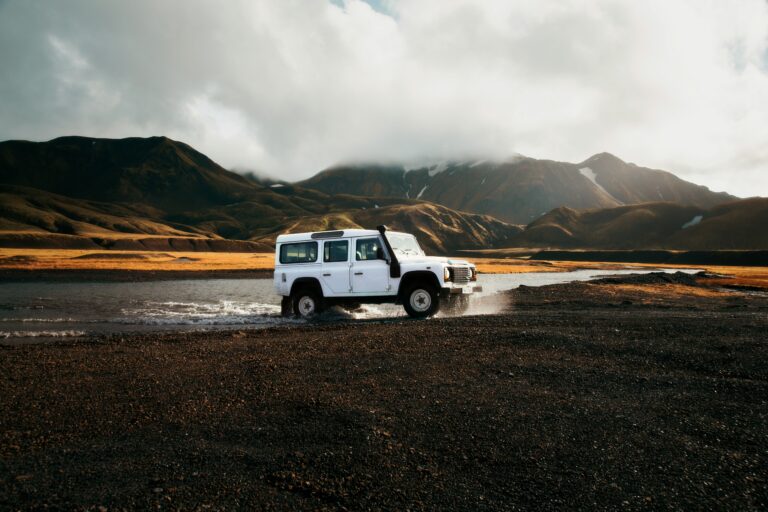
[376,247,385,260]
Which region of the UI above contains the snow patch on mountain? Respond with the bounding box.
[417,185,428,198]
[682,215,703,229]
[428,162,449,177]
[403,160,448,173]
[579,167,622,204]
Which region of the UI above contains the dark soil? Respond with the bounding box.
[1,279,767,510]
[590,270,704,286]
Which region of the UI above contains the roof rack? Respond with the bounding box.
[310,230,345,239]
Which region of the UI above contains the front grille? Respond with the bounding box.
[452,266,471,285]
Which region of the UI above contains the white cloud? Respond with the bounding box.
[0,0,767,196]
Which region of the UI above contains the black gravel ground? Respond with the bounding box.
[1,279,767,510]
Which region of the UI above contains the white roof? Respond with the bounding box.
[276,229,379,244]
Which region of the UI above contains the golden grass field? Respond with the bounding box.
[0,248,766,289]
[0,249,274,272]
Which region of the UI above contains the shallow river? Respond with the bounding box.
[0,269,697,343]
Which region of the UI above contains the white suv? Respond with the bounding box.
[274,225,481,318]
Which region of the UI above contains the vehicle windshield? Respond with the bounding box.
[386,233,424,257]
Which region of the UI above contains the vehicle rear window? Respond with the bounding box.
[356,237,382,261]
[279,242,318,264]
[324,240,348,262]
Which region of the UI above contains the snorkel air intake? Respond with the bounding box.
[377,225,401,278]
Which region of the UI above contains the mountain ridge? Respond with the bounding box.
[0,135,762,254]
[509,198,768,250]
[0,136,268,213]
[0,137,524,254]
[298,154,736,223]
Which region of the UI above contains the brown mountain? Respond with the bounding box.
[510,198,768,250]
[2,136,758,254]
[0,136,269,212]
[0,184,273,251]
[0,137,522,254]
[250,203,523,255]
[298,154,736,224]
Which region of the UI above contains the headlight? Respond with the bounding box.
[470,267,477,281]
[444,267,452,282]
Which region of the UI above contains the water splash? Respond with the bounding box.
[120,300,286,325]
[0,330,87,339]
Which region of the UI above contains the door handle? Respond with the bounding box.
[354,272,363,275]
[322,273,331,276]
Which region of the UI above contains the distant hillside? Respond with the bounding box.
[0,136,269,213]
[298,154,736,223]
[1,135,759,254]
[0,184,204,237]
[0,137,522,254]
[251,203,523,255]
[510,198,768,250]
[0,185,271,251]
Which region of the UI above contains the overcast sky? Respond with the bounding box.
[1,0,767,197]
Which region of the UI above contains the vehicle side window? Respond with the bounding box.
[279,242,318,264]
[356,238,382,261]
[323,240,348,262]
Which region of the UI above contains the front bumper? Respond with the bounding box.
[440,285,483,297]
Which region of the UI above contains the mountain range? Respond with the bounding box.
[511,199,768,250]
[0,135,764,254]
[0,137,518,253]
[299,155,734,223]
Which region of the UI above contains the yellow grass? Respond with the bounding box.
[602,262,768,289]
[608,283,737,298]
[467,258,648,274]
[0,249,274,272]
[690,265,768,289]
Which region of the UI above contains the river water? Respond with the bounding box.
[0,269,697,343]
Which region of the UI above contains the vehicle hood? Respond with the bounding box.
[397,255,474,266]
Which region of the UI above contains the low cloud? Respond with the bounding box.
[1,0,767,196]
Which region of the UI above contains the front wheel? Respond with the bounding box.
[292,288,324,319]
[403,284,440,318]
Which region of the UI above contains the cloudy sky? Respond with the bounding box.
[1,0,767,196]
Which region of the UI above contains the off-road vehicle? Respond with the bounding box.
[274,225,481,318]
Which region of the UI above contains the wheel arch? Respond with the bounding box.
[397,270,440,299]
[290,277,324,297]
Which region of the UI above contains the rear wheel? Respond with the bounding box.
[292,287,324,319]
[403,283,440,318]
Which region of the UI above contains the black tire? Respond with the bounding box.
[402,282,440,318]
[291,287,324,319]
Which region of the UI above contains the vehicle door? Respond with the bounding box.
[351,236,391,294]
[320,239,351,294]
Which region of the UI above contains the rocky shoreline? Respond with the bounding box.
[1,275,766,510]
